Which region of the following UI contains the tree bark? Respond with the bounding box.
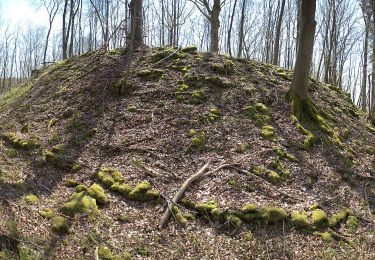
[289,0,316,102]
[272,0,286,65]
[210,0,221,53]
[237,0,246,58]
[130,0,143,47]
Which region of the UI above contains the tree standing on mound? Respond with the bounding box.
[129,0,143,47]
[287,0,317,118]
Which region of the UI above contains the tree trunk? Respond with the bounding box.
[62,0,69,59]
[237,0,246,58]
[227,0,237,56]
[361,26,369,111]
[289,0,316,104]
[272,0,286,65]
[130,0,143,47]
[210,0,221,53]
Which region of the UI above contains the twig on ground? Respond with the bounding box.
[159,161,211,229]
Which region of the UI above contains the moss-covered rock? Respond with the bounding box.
[98,246,114,260]
[224,214,242,229]
[261,125,276,141]
[346,215,358,231]
[44,150,71,170]
[242,203,258,213]
[117,184,132,195]
[365,145,375,155]
[244,103,272,126]
[51,216,69,235]
[210,60,235,75]
[128,181,158,201]
[72,163,83,172]
[190,90,205,104]
[97,168,125,187]
[75,184,88,192]
[61,192,99,216]
[260,207,288,223]
[315,231,333,242]
[3,132,38,150]
[311,209,328,227]
[87,184,108,204]
[25,194,39,204]
[38,208,55,219]
[191,131,206,150]
[290,211,311,229]
[267,171,281,184]
[172,205,188,227]
[181,46,197,53]
[137,69,164,80]
[65,179,79,187]
[195,201,218,215]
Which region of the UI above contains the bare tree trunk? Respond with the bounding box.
[272,0,286,65]
[227,0,237,56]
[210,0,221,53]
[130,0,143,46]
[361,26,369,111]
[289,0,316,103]
[62,0,69,59]
[237,0,246,58]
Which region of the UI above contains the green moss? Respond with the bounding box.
[365,145,375,155]
[260,207,288,223]
[251,165,266,175]
[38,209,55,219]
[65,179,79,187]
[48,118,59,128]
[290,211,311,229]
[61,192,99,216]
[261,125,276,141]
[137,69,164,80]
[224,214,242,229]
[242,203,258,213]
[3,132,37,150]
[181,46,197,53]
[183,212,196,221]
[267,171,280,184]
[0,82,32,110]
[118,213,129,223]
[6,148,17,158]
[311,209,328,226]
[102,176,115,188]
[117,184,132,195]
[111,171,124,183]
[87,184,108,204]
[346,215,358,231]
[72,163,83,172]
[128,181,157,201]
[291,115,316,149]
[45,150,70,170]
[188,129,197,137]
[51,216,69,235]
[98,246,114,260]
[75,184,88,192]
[244,103,272,126]
[25,194,39,204]
[210,60,235,75]
[245,231,253,241]
[236,143,250,153]
[195,201,218,215]
[172,205,188,227]
[315,231,333,242]
[110,182,121,191]
[145,189,160,199]
[190,90,205,104]
[191,132,206,149]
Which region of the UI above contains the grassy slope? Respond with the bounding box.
[0,47,374,259]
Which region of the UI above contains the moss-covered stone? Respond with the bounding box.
[51,144,65,154]
[45,150,71,170]
[172,205,188,227]
[267,171,281,184]
[242,203,257,213]
[38,208,55,219]
[65,179,79,187]
[224,214,242,229]
[290,211,311,229]
[61,192,99,216]
[51,216,69,235]
[117,184,132,195]
[183,212,196,221]
[181,46,197,53]
[251,165,266,175]
[137,69,164,80]
[190,90,205,104]
[191,131,206,149]
[365,145,375,155]
[3,132,38,150]
[210,60,235,75]
[315,231,333,242]
[261,125,276,141]
[102,176,115,188]
[25,194,39,204]
[118,213,130,223]
[98,246,114,260]
[87,184,108,204]
[195,201,218,215]
[75,184,88,192]
[346,215,358,231]
[128,181,158,201]
[311,209,328,226]
[260,207,288,223]
[72,163,83,172]
[244,103,272,126]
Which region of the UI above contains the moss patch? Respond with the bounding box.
[311,209,328,227]
[51,216,69,235]
[25,194,39,205]
[61,192,99,217]
[261,125,276,141]
[137,69,165,80]
[290,211,311,229]
[244,103,272,126]
[87,184,108,205]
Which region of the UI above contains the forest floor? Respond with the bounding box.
[0,46,374,259]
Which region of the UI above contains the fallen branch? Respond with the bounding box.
[159,161,211,229]
[134,161,175,180]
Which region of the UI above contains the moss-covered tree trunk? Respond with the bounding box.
[288,0,317,117]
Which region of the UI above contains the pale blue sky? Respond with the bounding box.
[1,0,47,25]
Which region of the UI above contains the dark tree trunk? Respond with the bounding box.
[130,0,143,47]
[273,0,286,65]
[210,0,221,53]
